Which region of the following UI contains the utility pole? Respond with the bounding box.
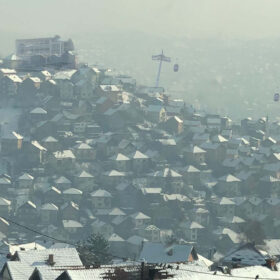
[152,50,171,87]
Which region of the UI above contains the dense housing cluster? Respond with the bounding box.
[0,37,280,279]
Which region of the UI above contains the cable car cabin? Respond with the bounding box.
[274,93,279,102]
[174,64,179,72]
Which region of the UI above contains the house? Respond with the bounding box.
[193,208,210,227]
[130,212,151,229]
[43,186,62,205]
[146,105,166,123]
[97,85,122,103]
[25,141,47,165]
[0,74,22,97]
[51,150,76,171]
[126,235,148,259]
[110,153,130,171]
[108,233,127,258]
[184,145,206,165]
[91,189,112,209]
[60,201,80,220]
[62,220,83,237]
[41,136,60,152]
[16,201,37,224]
[54,70,76,100]
[211,197,236,218]
[29,107,48,123]
[63,188,83,203]
[131,150,150,173]
[220,243,268,268]
[17,173,34,189]
[139,242,198,263]
[0,177,12,196]
[149,168,183,193]
[115,183,138,208]
[157,138,177,160]
[163,116,184,134]
[180,221,204,242]
[36,70,52,81]
[74,170,94,192]
[11,247,82,266]
[54,176,72,190]
[96,96,115,114]
[18,77,41,106]
[40,79,59,97]
[40,203,59,225]
[215,174,241,196]
[0,217,9,234]
[73,142,95,161]
[144,225,161,242]
[1,131,23,156]
[0,197,11,216]
[182,165,200,185]
[91,219,113,238]
[0,68,16,79]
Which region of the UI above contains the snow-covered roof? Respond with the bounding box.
[18,173,34,181]
[218,174,241,183]
[131,150,149,159]
[63,188,83,195]
[111,153,130,161]
[30,107,47,114]
[91,189,112,198]
[103,170,125,177]
[42,136,58,143]
[62,220,83,228]
[15,247,82,267]
[130,212,151,220]
[41,203,59,211]
[152,168,182,178]
[53,150,75,159]
[139,242,195,264]
[77,170,94,178]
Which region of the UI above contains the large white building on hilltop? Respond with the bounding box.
[15,35,74,61]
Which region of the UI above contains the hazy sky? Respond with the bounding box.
[1,0,280,39]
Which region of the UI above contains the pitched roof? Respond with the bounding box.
[130,212,151,220]
[0,197,11,206]
[55,176,71,184]
[53,150,75,159]
[30,107,47,114]
[62,220,83,228]
[18,173,34,181]
[139,242,196,264]
[218,174,241,183]
[42,136,58,143]
[77,170,94,178]
[41,203,59,211]
[111,153,130,161]
[132,150,149,159]
[184,165,200,173]
[63,188,83,195]
[15,248,82,267]
[91,189,112,198]
[103,170,125,177]
[152,168,182,178]
[108,233,125,242]
[76,143,92,150]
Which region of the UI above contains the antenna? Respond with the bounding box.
[152,50,171,87]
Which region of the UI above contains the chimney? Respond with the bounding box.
[47,254,55,266]
[266,258,278,271]
[167,248,173,256]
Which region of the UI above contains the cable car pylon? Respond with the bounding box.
[152,50,171,87]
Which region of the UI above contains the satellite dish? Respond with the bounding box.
[173,63,179,72]
[274,93,279,102]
